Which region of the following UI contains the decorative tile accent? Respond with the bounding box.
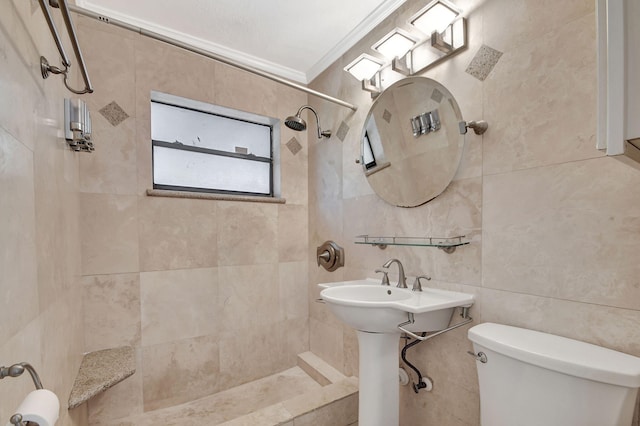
[382,109,392,123]
[286,137,302,155]
[431,88,443,103]
[99,101,129,127]
[466,45,503,81]
[336,121,350,142]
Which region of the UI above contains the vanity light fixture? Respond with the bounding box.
[372,28,418,60]
[344,53,384,82]
[344,53,385,94]
[344,0,468,97]
[409,0,460,36]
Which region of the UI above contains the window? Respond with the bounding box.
[150,91,280,197]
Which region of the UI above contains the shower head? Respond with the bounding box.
[284,114,307,131]
[284,105,332,139]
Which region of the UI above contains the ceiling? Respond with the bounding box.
[76,0,408,84]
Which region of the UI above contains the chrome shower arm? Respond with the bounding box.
[296,105,331,139]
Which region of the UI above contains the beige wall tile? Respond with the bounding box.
[39,291,86,416]
[0,1,43,150]
[483,12,600,175]
[138,196,218,272]
[483,0,594,53]
[218,263,280,331]
[0,128,38,343]
[277,85,309,205]
[77,21,136,116]
[279,261,309,320]
[218,323,291,390]
[280,150,309,205]
[83,273,141,352]
[79,115,137,195]
[80,193,139,275]
[309,319,344,372]
[213,63,278,117]
[484,157,640,309]
[140,268,219,347]
[0,2,87,425]
[142,335,220,411]
[278,205,309,262]
[217,202,278,266]
[134,36,216,105]
[479,288,640,357]
[77,21,137,195]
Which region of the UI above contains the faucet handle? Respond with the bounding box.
[412,275,431,291]
[374,268,390,286]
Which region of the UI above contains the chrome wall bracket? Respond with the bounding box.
[459,120,488,135]
[0,362,44,390]
[397,306,473,341]
[38,0,94,94]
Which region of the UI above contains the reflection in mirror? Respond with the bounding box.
[360,77,465,207]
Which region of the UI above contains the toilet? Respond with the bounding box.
[468,323,640,426]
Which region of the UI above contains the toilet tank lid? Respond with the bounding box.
[468,323,640,388]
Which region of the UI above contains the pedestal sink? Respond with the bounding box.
[319,279,474,426]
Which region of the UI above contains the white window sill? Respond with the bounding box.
[146,189,286,204]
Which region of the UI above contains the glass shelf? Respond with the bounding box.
[354,235,469,253]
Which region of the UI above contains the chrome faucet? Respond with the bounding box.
[382,258,407,288]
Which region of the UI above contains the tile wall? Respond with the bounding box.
[3,1,639,425]
[0,1,86,425]
[308,0,640,425]
[73,17,311,425]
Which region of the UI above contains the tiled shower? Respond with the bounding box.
[1,0,640,425]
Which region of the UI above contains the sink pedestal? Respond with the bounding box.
[319,281,475,426]
[357,331,401,426]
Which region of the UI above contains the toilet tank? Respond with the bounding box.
[468,323,640,426]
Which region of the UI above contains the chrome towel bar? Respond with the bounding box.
[38,0,94,94]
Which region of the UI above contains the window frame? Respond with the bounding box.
[150,91,281,198]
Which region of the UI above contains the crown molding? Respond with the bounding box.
[76,0,309,83]
[305,0,408,82]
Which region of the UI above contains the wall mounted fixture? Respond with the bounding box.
[345,0,468,97]
[38,0,93,94]
[459,120,488,135]
[316,241,345,272]
[409,0,459,35]
[284,105,332,139]
[344,53,385,85]
[372,28,418,61]
[64,98,94,152]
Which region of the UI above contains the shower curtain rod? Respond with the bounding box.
[67,5,358,111]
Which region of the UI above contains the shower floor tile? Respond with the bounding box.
[96,366,323,425]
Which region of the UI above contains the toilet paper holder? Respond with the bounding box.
[1,362,45,425]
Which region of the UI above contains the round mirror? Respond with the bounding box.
[360,77,465,207]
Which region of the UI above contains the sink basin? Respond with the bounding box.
[319,279,474,334]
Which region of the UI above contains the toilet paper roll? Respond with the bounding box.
[10,389,59,426]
